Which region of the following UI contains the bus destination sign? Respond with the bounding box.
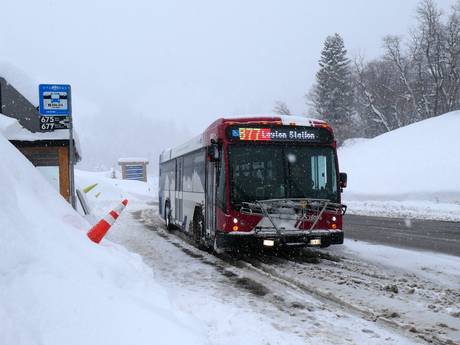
[228,126,332,143]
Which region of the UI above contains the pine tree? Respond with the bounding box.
[311,33,354,143]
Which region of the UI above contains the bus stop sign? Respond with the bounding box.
[39,84,71,116]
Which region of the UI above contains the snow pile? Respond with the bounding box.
[76,169,157,207]
[339,111,460,220]
[0,132,202,344]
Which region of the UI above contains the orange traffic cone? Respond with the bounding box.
[87,199,128,244]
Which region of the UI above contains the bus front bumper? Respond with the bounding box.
[216,229,344,249]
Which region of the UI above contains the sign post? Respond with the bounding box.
[38,84,76,209]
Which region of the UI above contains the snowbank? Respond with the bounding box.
[339,111,460,220]
[76,169,157,206]
[0,133,202,344]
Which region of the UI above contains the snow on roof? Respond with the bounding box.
[0,61,39,105]
[223,114,327,126]
[0,113,82,160]
[118,157,149,164]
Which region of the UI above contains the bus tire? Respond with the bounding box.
[165,203,173,230]
[192,208,205,249]
[213,234,224,255]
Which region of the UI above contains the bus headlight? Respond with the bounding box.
[233,217,238,224]
[263,239,275,247]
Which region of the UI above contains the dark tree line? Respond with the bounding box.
[307,0,460,144]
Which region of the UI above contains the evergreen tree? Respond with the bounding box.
[310,33,354,143]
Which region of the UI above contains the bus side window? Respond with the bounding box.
[192,149,205,193]
[183,154,193,192]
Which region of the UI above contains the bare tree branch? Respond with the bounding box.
[273,101,292,115]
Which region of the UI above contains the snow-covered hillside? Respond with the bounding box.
[0,129,202,344]
[339,111,460,220]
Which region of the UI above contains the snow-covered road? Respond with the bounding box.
[104,201,460,345]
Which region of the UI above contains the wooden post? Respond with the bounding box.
[58,146,70,201]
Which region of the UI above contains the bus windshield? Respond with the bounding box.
[229,144,338,205]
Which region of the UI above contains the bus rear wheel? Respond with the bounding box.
[165,203,173,230]
[192,209,206,249]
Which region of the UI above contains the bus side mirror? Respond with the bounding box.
[208,142,220,162]
[339,172,347,189]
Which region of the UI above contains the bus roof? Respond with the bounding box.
[159,115,329,163]
[160,134,203,163]
[216,114,327,127]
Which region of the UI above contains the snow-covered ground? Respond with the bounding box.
[0,128,203,344]
[3,110,459,344]
[339,111,460,221]
[78,169,460,344]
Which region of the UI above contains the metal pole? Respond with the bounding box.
[68,87,76,209]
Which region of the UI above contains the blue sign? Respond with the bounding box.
[125,165,145,181]
[39,84,71,116]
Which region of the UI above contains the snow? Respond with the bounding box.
[118,157,149,163]
[343,199,460,221]
[80,172,432,344]
[339,111,460,220]
[76,169,157,206]
[0,131,203,344]
[341,239,460,289]
[108,207,418,345]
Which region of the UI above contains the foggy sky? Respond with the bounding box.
[0,0,456,168]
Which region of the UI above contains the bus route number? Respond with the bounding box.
[40,116,56,131]
[40,116,55,130]
[39,116,70,131]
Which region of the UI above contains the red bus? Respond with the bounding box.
[159,115,347,251]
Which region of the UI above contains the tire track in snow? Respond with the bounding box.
[133,207,435,345]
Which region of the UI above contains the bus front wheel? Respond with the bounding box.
[213,234,225,255]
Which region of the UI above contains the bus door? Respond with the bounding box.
[205,160,216,237]
[175,157,183,224]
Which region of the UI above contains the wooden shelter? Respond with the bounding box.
[0,77,80,202]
